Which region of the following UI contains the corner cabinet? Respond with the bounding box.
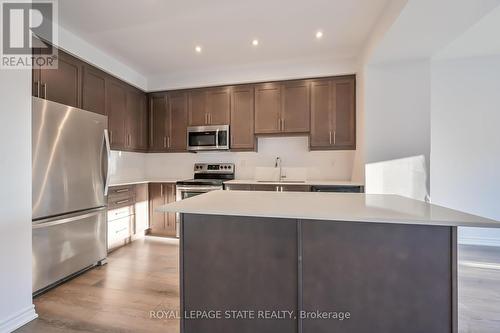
[310,76,356,150]
[126,87,148,151]
[149,183,177,237]
[106,79,128,150]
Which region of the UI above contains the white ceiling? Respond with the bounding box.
[435,5,500,59]
[59,0,389,80]
[369,0,500,64]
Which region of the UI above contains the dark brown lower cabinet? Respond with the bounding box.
[182,214,298,333]
[180,214,457,333]
[301,220,453,333]
[149,183,176,237]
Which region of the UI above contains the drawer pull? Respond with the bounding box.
[115,227,128,234]
[115,188,130,193]
[115,199,130,205]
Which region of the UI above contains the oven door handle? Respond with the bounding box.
[215,129,219,149]
[177,186,223,192]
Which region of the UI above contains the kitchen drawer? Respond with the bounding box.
[107,187,136,209]
[108,185,136,197]
[108,215,133,250]
[107,205,134,222]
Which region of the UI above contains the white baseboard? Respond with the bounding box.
[0,304,38,333]
[458,236,500,247]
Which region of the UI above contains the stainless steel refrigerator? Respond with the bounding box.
[32,97,110,294]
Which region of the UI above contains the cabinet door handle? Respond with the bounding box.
[35,81,40,97]
[329,131,332,145]
[150,102,154,147]
[167,136,170,148]
[109,131,113,144]
[163,136,167,148]
[277,117,281,131]
[115,227,128,234]
[161,184,164,197]
[281,119,285,131]
[42,83,47,99]
[333,131,336,145]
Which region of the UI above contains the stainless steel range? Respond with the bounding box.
[175,163,235,237]
[176,163,235,201]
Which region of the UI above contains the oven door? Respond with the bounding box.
[176,185,223,201]
[187,125,229,151]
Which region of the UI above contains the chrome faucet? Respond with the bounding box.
[275,156,283,181]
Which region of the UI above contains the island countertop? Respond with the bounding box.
[158,190,499,228]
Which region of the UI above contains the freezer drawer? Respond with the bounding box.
[32,208,107,294]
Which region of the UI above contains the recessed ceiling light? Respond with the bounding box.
[195,45,202,53]
[252,39,259,46]
[316,30,323,39]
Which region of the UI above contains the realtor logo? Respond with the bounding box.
[1,0,58,69]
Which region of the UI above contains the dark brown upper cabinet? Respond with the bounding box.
[106,79,128,150]
[188,87,231,126]
[206,87,231,125]
[310,76,356,150]
[126,87,148,151]
[149,93,168,152]
[281,80,310,133]
[254,83,282,134]
[188,90,208,126]
[33,50,83,108]
[230,85,255,151]
[82,65,107,115]
[255,81,310,134]
[166,91,188,151]
[149,91,188,152]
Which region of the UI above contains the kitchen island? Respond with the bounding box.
[159,191,499,333]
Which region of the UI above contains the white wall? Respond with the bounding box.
[364,59,431,199]
[108,151,147,185]
[0,71,37,331]
[145,137,355,181]
[431,55,500,245]
[148,56,358,91]
[57,25,148,90]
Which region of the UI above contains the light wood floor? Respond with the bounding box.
[17,237,180,333]
[16,239,500,333]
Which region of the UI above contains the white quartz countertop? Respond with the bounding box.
[110,179,179,187]
[224,179,364,186]
[158,190,500,228]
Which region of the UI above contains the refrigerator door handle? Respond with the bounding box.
[32,207,106,229]
[103,129,111,196]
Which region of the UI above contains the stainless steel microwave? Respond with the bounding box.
[187,125,230,151]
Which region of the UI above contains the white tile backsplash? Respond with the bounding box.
[110,136,357,182]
